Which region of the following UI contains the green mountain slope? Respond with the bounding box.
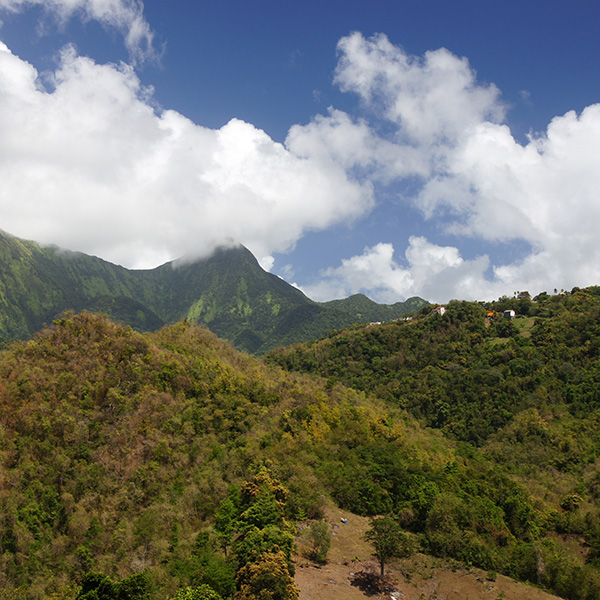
[1,312,600,599]
[0,313,457,598]
[266,288,600,596]
[322,293,427,323]
[0,230,427,353]
[266,289,600,445]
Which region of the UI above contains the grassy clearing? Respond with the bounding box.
[294,505,563,600]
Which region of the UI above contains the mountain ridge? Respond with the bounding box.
[0,230,427,352]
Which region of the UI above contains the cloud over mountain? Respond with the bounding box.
[0,41,372,270]
[0,14,599,302]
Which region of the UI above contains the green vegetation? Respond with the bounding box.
[266,287,600,598]
[266,289,600,446]
[0,230,426,354]
[2,286,600,599]
[307,521,331,563]
[0,312,444,599]
[170,586,223,600]
[364,516,414,578]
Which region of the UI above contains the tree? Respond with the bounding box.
[364,517,414,578]
[170,585,223,600]
[214,495,239,555]
[233,466,296,571]
[76,571,152,600]
[234,551,299,600]
[308,521,331,563]
[234,524,295,570]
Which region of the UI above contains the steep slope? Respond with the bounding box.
[266,289,600,445]
[0,230,162,341]
[0,230,426,353]
[267,288,600,597]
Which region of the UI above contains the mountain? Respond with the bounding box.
[322,293,427,323]
[0,230,427,353]
[1,310,600,599]
[265,288,600,596]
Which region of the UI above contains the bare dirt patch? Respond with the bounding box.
[294,505,563,600]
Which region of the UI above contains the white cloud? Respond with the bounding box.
[288,33,506,185]
[300,238,492,304]
[0,0,157,63]
[286,107,428,181]
[418,105,600,296]
[334,32,505,147]
[0,41,373,268]
[295,33,600,302]
[1,22,599,304]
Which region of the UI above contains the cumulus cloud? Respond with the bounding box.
[1,22,598,303]
[293,33,600,302]
[0,41,372,269]
[334,32,505,148]
[287,33,505,185]
[286,107,428,182]
[300,239,491,304]
[0,0,157,63]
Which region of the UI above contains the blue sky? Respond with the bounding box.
[1,1,599,303]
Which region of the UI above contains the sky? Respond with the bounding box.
[1,1,599,303]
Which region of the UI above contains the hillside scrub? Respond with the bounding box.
[267,288,600,446]
[1,303,600,598]
[266,287,600,597]
[0,313,451,598]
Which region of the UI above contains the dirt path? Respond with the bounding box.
[294,505,563,600]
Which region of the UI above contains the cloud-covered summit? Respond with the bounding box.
[0,10,599,304]
[0,40,371,270]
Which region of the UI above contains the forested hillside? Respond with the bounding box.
[267,288,600,444]
[267,287,600,598]
[2,298,600,599]
[0,313,452,599]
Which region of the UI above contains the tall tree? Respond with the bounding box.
[364,517,414,578]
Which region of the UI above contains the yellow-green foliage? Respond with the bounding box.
[0,312,440,599]
[3,300,600,600]
[267,288,600,599]
[234,551,298,600]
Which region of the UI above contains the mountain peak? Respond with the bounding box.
[0,231,427,352]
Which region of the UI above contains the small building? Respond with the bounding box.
[432,306,446,316]
[503,309,516,319]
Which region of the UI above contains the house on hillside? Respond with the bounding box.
[503,309,516,319]
[432,306,446,316]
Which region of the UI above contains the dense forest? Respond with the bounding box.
[266,287,600,597]
[1,287,600,599]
